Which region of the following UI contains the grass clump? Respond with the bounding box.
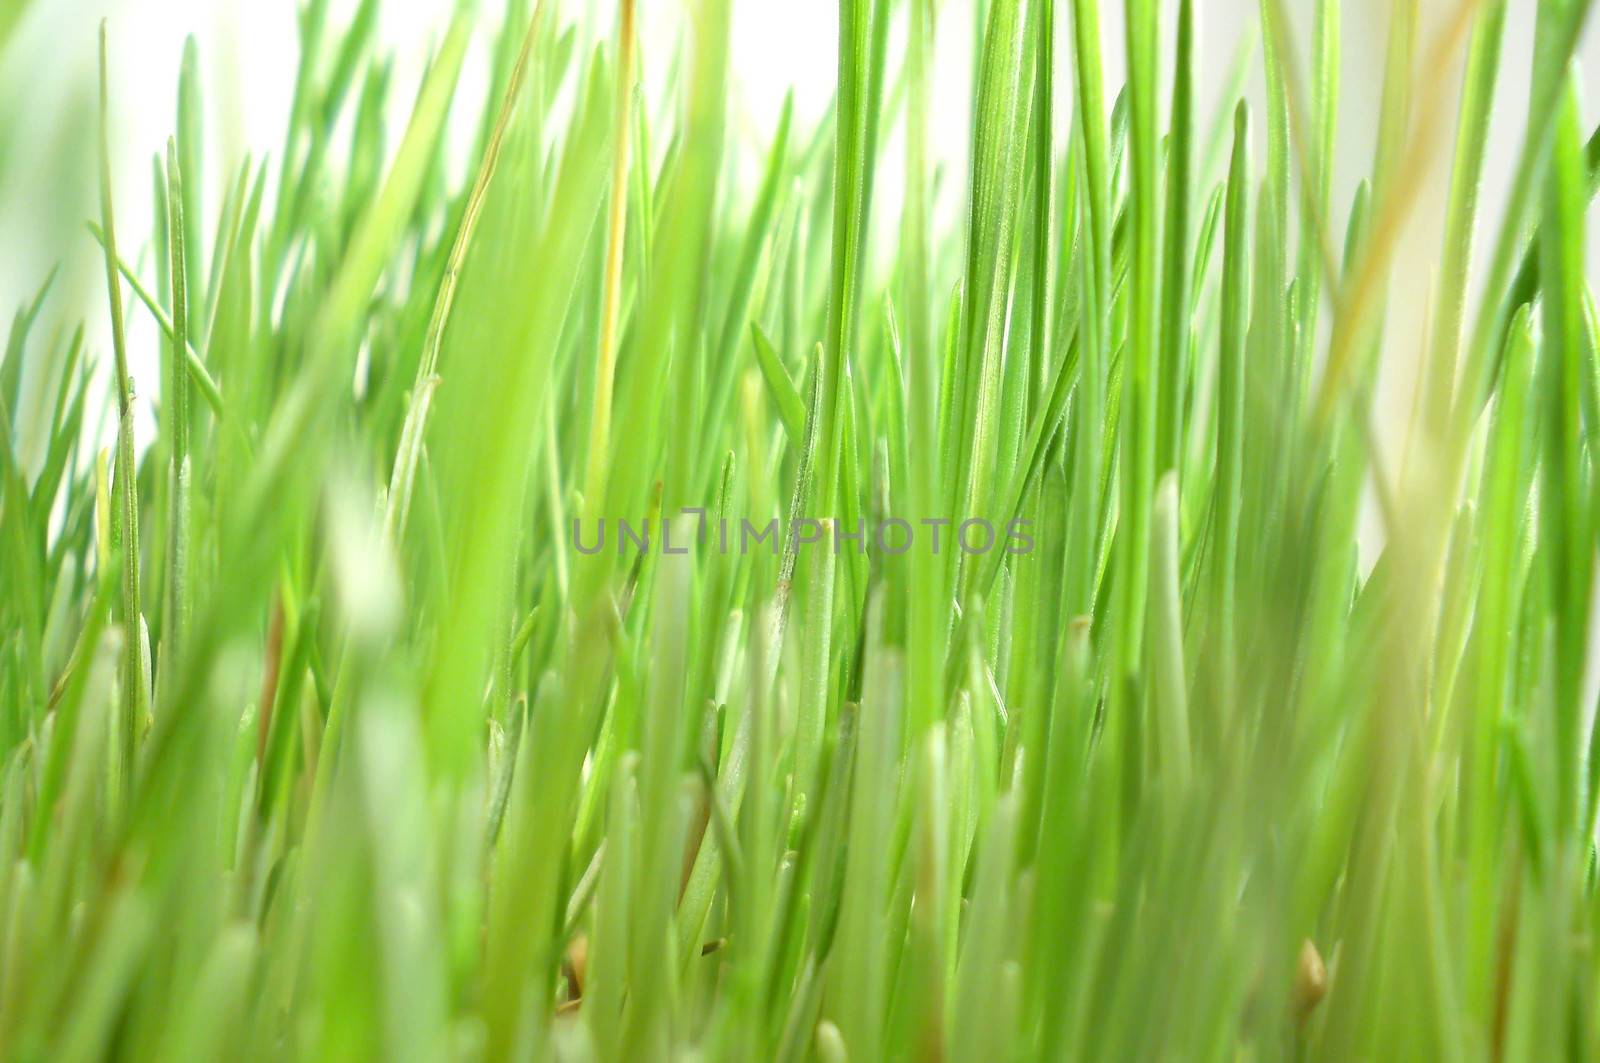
[2,0,1600,1057]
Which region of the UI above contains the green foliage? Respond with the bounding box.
[1,0,1599,1058]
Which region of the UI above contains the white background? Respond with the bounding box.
[1,0,1597,467]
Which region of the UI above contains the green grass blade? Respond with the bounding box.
[95,23,146,800]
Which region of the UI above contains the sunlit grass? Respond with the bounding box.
[1,0,1598,1058]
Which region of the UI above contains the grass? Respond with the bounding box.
[1,0,1600,1057]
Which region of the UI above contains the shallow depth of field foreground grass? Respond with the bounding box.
[4,0,1600,1057]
